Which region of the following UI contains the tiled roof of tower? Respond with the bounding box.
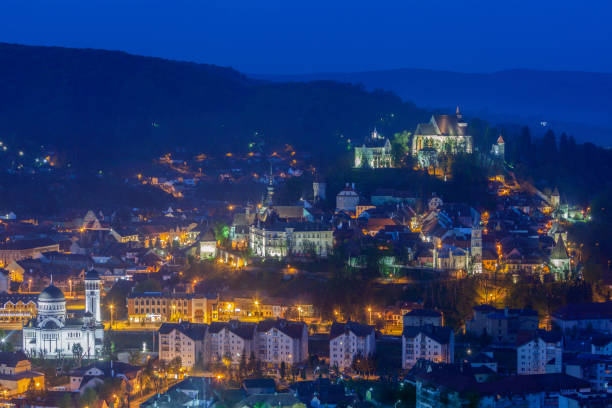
[550,236,569,260]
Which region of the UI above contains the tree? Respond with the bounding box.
[102,335,116,361]
[72,343,84,367]
[279,361,286,379]
[133,278,162,294]
[58,393,73,408]
[168,357,182,375]
[213,221,230,248]
[391,131,410,167]
[81,387,98,408]
[247,351,257,375]
[239,349,247,379]
[128,349,142,366]
[26,378,36,397]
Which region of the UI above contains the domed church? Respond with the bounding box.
[22,270,104,358]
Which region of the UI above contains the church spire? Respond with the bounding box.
[456,105,462,119]
[266,163,274,206]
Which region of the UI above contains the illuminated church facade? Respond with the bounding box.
[411,108,473,168]
[22,270,104,359]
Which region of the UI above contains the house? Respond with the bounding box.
[329,321,375,372]
[255,319,308,367]
[402,325,454,369]
[199,229,217,259]
[564,353,612,392]
[0,269,8,292]
[158,322,208,368]
[242,378,276,395]
[141,376,216,408]
[0,293,37,323]
[0,351,44,396]
[291,378,352,408]
[235,393,305,408]
[409,360,591,408]
[109,227,139,243]
[68,361,141,394]
[403,309,442,328]
[591,335,612,355]
[0,238,59,267]
[552,302,612,333]
[466,305,539,342]
[336,184,360,212]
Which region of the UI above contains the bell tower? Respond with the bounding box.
[84,269,101,323]
[471,225,483,274]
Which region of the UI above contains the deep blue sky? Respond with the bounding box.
[2,0,611,74]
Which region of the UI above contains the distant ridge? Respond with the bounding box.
[253,68,612,145]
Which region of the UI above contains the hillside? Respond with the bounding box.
[0,43,428,170]
[255,68,612,146]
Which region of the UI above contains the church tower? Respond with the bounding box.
[471,225,483,274]
[313,175,326,202]
[265,164,274,207]
[85,269,101,322]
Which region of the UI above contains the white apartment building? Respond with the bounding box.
[329,322,375,372]
[256,319,308,367]
[207,321,256,365]
[516,330,562,375]
[158,322,207,369]
[402,326,454,370]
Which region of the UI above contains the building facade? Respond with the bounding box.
[208,321,257,365]
[158,322,207,369]
[411,108,473,168]
[127,292,214,324]
[329,322,376,372]
[402,326,454,370]
[22,276,104,359]
[249,223,333,259]
[516,331,562,375]
[354,129,393,168]
[336,184,360,212]
[255,319,308,367]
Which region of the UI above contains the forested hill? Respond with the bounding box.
[0,43,428,170]
[255,68,612,146]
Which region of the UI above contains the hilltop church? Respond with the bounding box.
[22,270,104,359]
[411,107,473,168]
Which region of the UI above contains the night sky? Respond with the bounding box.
[2,0,611,74]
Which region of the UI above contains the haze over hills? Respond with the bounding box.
[0,42,428,170]
[254,69,612,146]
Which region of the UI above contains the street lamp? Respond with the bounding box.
[367,307,372,325]
[109,304,114,330]
[28,278,32,293]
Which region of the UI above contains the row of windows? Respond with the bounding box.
[133,299,188,306]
